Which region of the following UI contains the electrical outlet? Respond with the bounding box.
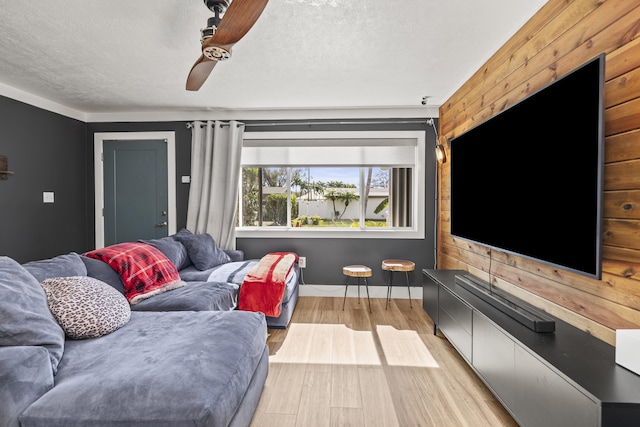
[298,256,306,268]
[43,192,55,203]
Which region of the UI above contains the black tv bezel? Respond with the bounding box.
[449,53,605,280]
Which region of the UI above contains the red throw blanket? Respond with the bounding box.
[85,242,184,304]
[239,252,298,317]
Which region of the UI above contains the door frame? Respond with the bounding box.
[94,131,177,248]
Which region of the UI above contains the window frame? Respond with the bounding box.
[236,130,425,239]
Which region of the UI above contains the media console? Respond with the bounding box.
[423,269,640,427]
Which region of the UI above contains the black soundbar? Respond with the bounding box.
[454,274,555,333]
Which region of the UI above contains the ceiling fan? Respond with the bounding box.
[186,0,269,91]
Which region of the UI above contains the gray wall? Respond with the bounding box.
[0,96,89,262]
[86,119,437,286]
[240,237,433,287]
[1,98,436,285]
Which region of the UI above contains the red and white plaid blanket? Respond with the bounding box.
[239,252,298,317]
[85,242,184,304]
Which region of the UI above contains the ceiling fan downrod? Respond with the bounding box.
[200,0,231,42]
[200,0,228,42]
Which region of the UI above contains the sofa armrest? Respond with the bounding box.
[0,346,54,427]
[224,250,245,262]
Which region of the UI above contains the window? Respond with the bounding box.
[237,131,425,239]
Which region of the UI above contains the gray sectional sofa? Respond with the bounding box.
[0,230,301,426]
[84,230,300,328]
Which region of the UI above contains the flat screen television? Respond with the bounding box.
[450,54,605,279]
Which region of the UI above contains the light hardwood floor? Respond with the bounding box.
[251,296,518,427]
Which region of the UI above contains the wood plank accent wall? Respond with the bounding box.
[437,0,640,345]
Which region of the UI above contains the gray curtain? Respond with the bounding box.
[390,168,412,227]
[186,120,244,249]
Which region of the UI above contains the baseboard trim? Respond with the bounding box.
[298,284,423,300]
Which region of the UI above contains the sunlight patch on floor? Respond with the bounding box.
[376,325,439,368]
[269,323,380,365]
[269,322,438,368]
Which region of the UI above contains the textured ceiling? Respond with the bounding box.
[0,0,546,118]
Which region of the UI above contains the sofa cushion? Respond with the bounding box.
[132,281,238,312]
[22,252,87,282]
[173,229,231,270]
[80,255,125,294]
[224,249,245,262]
[139,237,190,270]
[40,276,131,339]
[0,257,65,374]
[20,310,267,427]
[0,346,55,427]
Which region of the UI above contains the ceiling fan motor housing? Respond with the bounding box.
[200,0,232,42]
[200,16,219,41]
[203,45,231,61]
[204,0,231,13]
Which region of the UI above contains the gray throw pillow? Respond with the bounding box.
[80,255,125,294]
[0,257,65,374]
[139,237,190,270]
[23,252,87,283]
[173,229,231,271]
[40,276,131,340]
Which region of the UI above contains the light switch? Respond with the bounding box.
[43,192,55,203]
[181,176,191,184]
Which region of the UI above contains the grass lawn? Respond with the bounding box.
[294,219,387,227]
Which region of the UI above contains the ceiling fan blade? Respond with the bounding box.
[205,0,269,47]
[186,55,218,91]
[186,0,268,91]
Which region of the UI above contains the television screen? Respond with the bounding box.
[450,54,604,279]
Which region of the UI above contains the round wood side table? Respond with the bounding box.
[381,259,415,309]
[342,265,372,313]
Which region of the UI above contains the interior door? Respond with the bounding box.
[103,139,168,245]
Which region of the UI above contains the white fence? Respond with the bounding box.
[297,198,387,221]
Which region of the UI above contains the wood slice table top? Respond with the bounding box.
[381,259,415,272]
[343,265,373,277]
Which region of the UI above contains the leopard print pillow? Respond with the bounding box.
[40,276,131,339]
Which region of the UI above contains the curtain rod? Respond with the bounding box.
[186,121,239,129]
[187,119,429,129]
[244,119,429,127]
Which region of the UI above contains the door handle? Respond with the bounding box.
[155,221,168,228]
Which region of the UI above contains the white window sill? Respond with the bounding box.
[236,227,424,239]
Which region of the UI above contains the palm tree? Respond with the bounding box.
[338,191,359,219]
[291,170,305,195]
[324,189,342,220]
[311,181,325,200]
